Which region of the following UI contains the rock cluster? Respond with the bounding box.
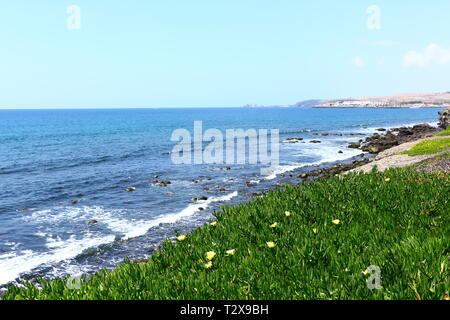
[438,107,450,129]
[153,180,171,187]
[351,124,439,154]
[298,158,372,180]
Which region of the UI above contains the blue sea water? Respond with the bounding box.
[0,107,442,286]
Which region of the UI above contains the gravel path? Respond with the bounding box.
[350,136,450,173]
[416,159,450,174]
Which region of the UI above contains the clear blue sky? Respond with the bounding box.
[1,0,450,108]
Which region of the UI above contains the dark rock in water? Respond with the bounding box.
[245,181,256,187]
[348,142,361,149]
[198,207,204,211]
[310,140,322,144]
[153,175,159,179]
[192,196,208,202]
[218,187,227,192]
[377,128,386,132]
[299,173,308,178]
[0,248,6,252]
[153,180,171,187]
[88,219,98,225]
[71,200,79,204]
[286,137,304,141]
[126,186,136,192]
[338,150,344,154]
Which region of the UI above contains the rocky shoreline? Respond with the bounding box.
[286,120,447,181]
[348,123,440,154]
[4,109,448,291]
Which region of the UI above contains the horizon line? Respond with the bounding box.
[0,106,248,110]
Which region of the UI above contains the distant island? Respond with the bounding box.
[242,99,325,108]
[243,92,450,109]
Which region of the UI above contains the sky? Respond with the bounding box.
[0,0,450,108]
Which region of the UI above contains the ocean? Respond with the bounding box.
[0,107,441,287]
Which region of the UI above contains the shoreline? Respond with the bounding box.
[313,106,446,109]
[4,151,448,299]
[0,110,448,293]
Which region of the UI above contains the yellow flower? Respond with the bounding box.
[210,221,218,226]
[284,211,291,217]
[226,249,236,256]
[204,261,213,269]
[362,269,369,275]
[266,241,276,248]
[385,178,391,182]
[206,251,216,261]
[270,222,278,228]
[313,228,317,234]
[332,219,341,225]
[177,235,186,241]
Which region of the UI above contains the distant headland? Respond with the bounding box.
[243,92,450,109]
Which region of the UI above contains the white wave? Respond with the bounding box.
[264,143,363,180]
[0,192,238,286]
[263,164,308,180]
[111,191,239,240]
[0,236,116,286]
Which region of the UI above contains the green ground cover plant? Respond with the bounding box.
[435,127,450,137]
[3,168,449,300]
[401,138,450,156]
